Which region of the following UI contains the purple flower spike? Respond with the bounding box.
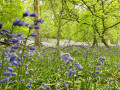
[28,78,33,82]
[37,19,44,23]
[7,67,14,72]
[23,54,26,58]
[68,71,73,77]
[17,57,21,62]
[63,83,67,87]
[10,55,16,62]
[0,77,9,83]
[0,23,3,29]
[21,79,24,82]
[3,29,9,32]
[35,25,40,29]
[13,61,19,66]
[9,81,15,85]
[30,47,35,50]
[10,39,19,43]
[40,87,44,90]
[30,12,37,17]
[17,33,22,37]
[23,11,30,17]
[6,33,12,38]
[11,73,16,76]
[0,32,4,35]
[18,21,24,26]
[4,72,11,76]
[13,19,19,26]
[29,24,33,29]
[12,44,19,49]
[26,83,31,88]
[30,33,37,37]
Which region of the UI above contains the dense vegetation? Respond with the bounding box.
[0,0,120,90]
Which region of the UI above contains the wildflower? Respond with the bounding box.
[28,78,33,82]
[37,19,44,23]
[89,71,92,74]
[96,71,99,74]
[12,44,19,49]
[68,56,74,61]
[23,54,27,58]
[23,10,30,17]
[75,75,77,80]
[17,33,22,37]
[7,67,14,72]
[4,72,11,76]
[26,83,31,88]
[18,21,24,26]
[30,68,33,71]
[99,56,106,61]
[10,55,16,62]
[21,79,24,82]
[13,60,19,66]
[69,65,72,69]
[0,64,2,67]
[30,33,37,37]
[60,53,69,62]
[30,12,37,17]
[97,62,102,65]
[68,71,73,77]
[3,29,9,32]
[40,87,44,90]
[29,24,33,29]
[34,21,39,25]
[63,83,67,87]
[26,71,29,75]
[11,73,16,76]
[0,77,9,83]
[42,83,47,87]
[13,19,19,26]
[17,57,21,62]
[68,84,71,90]
[24,23,29,27]
[6,33,12,38]
[47,86,50,90]
[10,39,19,44]
[77,65,83,69]
[0,23,3,29]
[57,83,60,88]
[0,32,4,35]
[35,25,40,29]
[30,47,35,50]
[23,39,26,43]
[9,81,15,85]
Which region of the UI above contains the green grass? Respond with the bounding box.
[0,45,120,90]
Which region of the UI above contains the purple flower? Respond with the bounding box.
[30,68,33,71]
[4,72,11,76]
[29,24,33,29]
[76,64,83,70]
[7,67,14,72]
[40,87,44,90]
[35,25,40,29]
[57,83,60,87]
[37,19,44,23]
[17,33,22,37]
[75,75,77,80]
[9,81,15,85]
[23,39,26,43]
[68,71,73,77]
[0,23,3,29]
[0,32,4,35]
[24,23,29,27]
[18,21,24,26]
[34,21,39,25]
[30,33,37,37]
[11,73,16,76]
[4,39,7,42]
[26,71,29,75]
[60,53,69,62]
[47,86,50,90]
[21,79,24,82]
[13,19,19,26]
[30,47,35,50]
[99,56,106,61]
[23,11,30,17]
[17,57,21,62]
[68,84,71,90]
[28,78,33,82]
[30,12,37,17]
[6,33,12,38]
[10,39,19,43]
[42,83,47,87]
[96,71,99,74]
[12,44,19,49]
[23,54,26,58]
[3,29,9,32]
[26,83,31,88]
[97,62,102,66]
[10,55,16,62]
[63,83,67,87]
[0,77,9,83]
[13,60,19,66]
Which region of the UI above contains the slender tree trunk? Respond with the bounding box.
[34,0,40,46]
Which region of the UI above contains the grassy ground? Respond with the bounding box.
[0,44,120,90]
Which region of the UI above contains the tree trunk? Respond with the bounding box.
[34,0,40,46]
[92,34,98,47]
